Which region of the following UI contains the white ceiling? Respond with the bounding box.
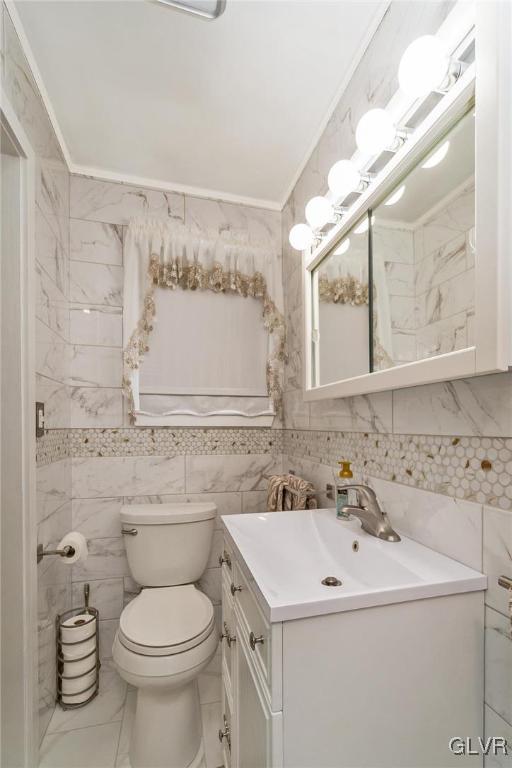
[15,0,385,207]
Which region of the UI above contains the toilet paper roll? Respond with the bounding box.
[61,635,96,661]
[61,667,97,696]
[57,532,88,564]
[61,614,96,644]
[61,653,96,678]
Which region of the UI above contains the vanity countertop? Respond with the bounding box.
[221,508,486,622]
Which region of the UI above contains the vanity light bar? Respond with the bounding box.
[289,3,475,252]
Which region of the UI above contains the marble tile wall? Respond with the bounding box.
[281,1,510,744]
[68,175,281,429]
[70,450,282,657]
[2,2,73,743]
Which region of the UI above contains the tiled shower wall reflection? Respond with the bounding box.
[281,1,511,746]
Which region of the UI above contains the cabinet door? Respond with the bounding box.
[235,635,282,768]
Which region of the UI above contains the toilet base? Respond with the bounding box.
[129,679,203,768]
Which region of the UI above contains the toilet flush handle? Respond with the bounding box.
[122,528,138,536]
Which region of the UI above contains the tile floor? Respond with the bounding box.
[39,653,223,768]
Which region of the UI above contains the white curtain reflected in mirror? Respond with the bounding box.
[372,107,475,369]
[311,221,370,386]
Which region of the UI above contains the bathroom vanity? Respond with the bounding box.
[220,509,486,768]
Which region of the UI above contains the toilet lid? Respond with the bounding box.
[119,585,215,656]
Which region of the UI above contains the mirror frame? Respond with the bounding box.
[303,3,511,403]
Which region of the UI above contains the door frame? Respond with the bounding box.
[1,87,38,767]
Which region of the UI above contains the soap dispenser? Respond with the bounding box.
[335,460,353,519]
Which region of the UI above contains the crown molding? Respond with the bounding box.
[277,1,391,211]
[5,0,73,168]
[6,0,389,214]
[68,164,282,211]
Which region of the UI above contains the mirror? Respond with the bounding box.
[372,107,475,369]
[310,106,475,384]
[311,219,369,386]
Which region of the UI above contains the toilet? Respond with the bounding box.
[113,502,218,768]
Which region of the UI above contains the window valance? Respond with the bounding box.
[123,218,286,423]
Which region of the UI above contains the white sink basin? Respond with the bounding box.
[222,508,486,621]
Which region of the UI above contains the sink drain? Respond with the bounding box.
[321,576,342,587]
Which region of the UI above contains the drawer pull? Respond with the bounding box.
[218,715,231,750]
[220,622,236,648]
[218,551,232,568]
[230,583,243,596]
[249,631,264,651]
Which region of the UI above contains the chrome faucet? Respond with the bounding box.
[340,484,401,542]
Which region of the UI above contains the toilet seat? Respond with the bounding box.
[119,585,214,657]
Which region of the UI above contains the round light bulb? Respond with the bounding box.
[328,160,361,199]
[398,35,450,98]
[289,223,314,251]
[305,196,333,230]
[355,109,397,156]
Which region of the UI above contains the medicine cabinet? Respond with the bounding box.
[303,4,511,402]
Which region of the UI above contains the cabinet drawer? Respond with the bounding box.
[231,561,271,684]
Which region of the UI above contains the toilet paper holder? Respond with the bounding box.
[37,543,75,564]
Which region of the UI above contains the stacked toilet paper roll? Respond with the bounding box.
[59,564,98,705]
[60,611,97,705]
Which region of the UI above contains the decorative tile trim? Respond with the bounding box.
[284,429,512,511]
[37,427,283,466]
[36,430,71,467]
[38,426,512,511]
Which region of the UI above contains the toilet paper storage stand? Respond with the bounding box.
[56,585,101,710]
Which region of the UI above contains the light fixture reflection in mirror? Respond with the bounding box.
[333,238,350,256]
[421,140,450,169]
[354,215,375,235]
[384,185,406,206]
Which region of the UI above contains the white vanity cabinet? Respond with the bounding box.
[220,543,283,768]
[220,513,486,768]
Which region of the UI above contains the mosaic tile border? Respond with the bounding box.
[36,429,71,467]
[37,427,283,466]
[284,429,512,511]
[38,426,512,511]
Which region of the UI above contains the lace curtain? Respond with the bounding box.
[316,247,393,367]
[123,218,285,422]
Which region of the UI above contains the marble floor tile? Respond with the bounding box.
[116,689,136,759]
[47,661,126,734]
[39,721,121,768]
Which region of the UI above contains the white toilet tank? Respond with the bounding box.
[120,502,216,586]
